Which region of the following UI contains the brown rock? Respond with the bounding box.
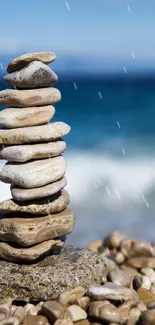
[21,315,50,325]
[0,88,61,107]
[118,300,137,323]
[0,209,75,247]
[128,257,155,268]
[88,301,121,323]
[0,106,55,129]
[0,239,64,262]
[72,297,90,310]
[126,307,141,325]
[108,269,130,287]
[42,301,64,323]
[141,309,155,325]
[0,190,69,215]
[137,287,155,305]
[86,240,103,252]
[7,52,56,73]
[54,320,73,325]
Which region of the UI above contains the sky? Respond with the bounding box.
[0,0,155,74]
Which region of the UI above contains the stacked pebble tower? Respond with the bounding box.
[0,52,75,263]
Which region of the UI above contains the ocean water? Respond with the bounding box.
[1,75,155,246]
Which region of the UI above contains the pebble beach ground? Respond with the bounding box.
[2,231,155,325]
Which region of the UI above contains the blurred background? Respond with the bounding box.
[0,0,155,246]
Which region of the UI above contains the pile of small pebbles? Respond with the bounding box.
[3,231,155,324]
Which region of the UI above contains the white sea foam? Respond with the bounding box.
[0,152,155,208]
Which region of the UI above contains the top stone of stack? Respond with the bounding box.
[7,51,56,73]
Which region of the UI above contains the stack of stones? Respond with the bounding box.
[0,52,75,263]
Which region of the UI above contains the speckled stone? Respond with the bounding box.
[4,61,58,89]
[0,246,106,301]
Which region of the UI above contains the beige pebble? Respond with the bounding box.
[128,257,155,268]
[150,285,155,295]
[0,298,12,320]
[42,301,64,323]
[114,252,125,265]
[0,156,66,189]
[24,304,35,315]
[105,231,125,248]
[137,300,147,312]
[105,258,118,273]
[7,52,56,73]
[108,269,130,287]
[0,88,61,108]
[71,297,90,310]
[88,301,121,323]
[4,61,58,89]
[72,321,90,325]
[0,317,19,325]
[141,309,155,325]
[101,274,107,284]
[120,238,135,257]
[132,274,151,290]
[87,282,139,302]
[27,305,38,316]
[86,240,103,252]
[58,287,86,305]
[12,306,25,323]
[126,307,141,325]
[129,240,154,258]
[36,302,44,313]
[54,320,73,325]
[118,299,137,322]
[66,305,87,322]
[141,268,155,284]
[11,177,67,202]
[120,265,138,277]
[0,140,66,163]
[21,315,50,325]
[11,306,17,316]
[0,122,70,145]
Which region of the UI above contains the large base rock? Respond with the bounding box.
[0,246,106,301]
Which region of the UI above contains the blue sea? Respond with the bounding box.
[1,72,155,246]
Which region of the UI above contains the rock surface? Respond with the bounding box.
[0,122,70,144]
[0,106,55,129]
[0,239,64,263]
[0,141,66,162]
[0,247,106,301]
[0,88,61,107]
[4,61,58,89]
[0,208,75,246]
[7,52,56,73]
[0,189,69,214]
[11,177,67,201]
[0,156,66,188]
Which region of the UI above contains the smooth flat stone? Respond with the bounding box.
[87,282,139,302]
[128,257,155,268]
[0,246,106,301]
[0,106,55,129]
[0,156,66,188]
[0,239,64,263]
[4,61,58,89]
[137,288,155,306]
[0,141,66,162]
[0,208,75,246]
[7,52,56,73]
[0,189,69,214]
[11,177,67,201]
[0,122,70,144]
[0,88,61,107]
